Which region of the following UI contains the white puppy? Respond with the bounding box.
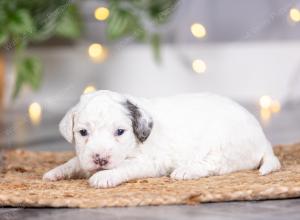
[43,90,281,188]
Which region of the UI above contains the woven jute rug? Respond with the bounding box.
[0,143,300,208]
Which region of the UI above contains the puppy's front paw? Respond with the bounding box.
[89,170,123,188]
[43,168,65,181]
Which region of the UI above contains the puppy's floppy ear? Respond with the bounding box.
[59,105,77,143]
[59,93,95,143]
[124,99,153,143]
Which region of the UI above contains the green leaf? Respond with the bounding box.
[105,0,177,63]
[106,8,129,39]
[0,1,82,99]
[106,7,145,41]
[31,9,61,41]
[0,29,8,46]
[55,5,82,39]
[13,57,42,99]
[8,9,35,36]
[150,33,161,62]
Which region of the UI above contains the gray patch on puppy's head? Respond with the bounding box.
[123,100,153,143]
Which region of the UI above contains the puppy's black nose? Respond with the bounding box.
[93,154,108,166]
[94,158,108,166]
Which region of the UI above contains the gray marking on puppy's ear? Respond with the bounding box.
[124,100,153,143]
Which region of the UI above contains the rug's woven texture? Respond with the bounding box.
[0,143,300,208]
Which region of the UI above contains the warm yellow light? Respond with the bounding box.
[94,7,110,21]
[260,108,271,124]
[191,23,206,38]
[270,100,281,113]
[83,85,96,94]
[28,102,42,125]
[88,43,108,62]
[88,43,103,58]
[192,59,206,73]
[289,8,300,22]
[259,95,272,109]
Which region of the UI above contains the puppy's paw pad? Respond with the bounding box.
[89,171,122,188]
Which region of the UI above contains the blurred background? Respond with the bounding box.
[0,0,300,151]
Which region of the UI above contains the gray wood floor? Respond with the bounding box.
[1,102,300,219]
[1,199,300,220]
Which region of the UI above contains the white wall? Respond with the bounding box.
[5,41,300,111]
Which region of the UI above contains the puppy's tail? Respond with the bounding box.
[259,145,281,175]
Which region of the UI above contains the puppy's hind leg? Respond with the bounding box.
[170,154,220,180]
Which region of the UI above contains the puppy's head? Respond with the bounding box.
[59,90,153,172]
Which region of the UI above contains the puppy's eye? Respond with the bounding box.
[115,129,125,136]
[79,129,88,136]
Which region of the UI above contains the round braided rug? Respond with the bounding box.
[0,143,300,208]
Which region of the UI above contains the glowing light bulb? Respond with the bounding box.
[94,7,110,21]
[259,95,272,109]
[83,85,96,94]
[88,43,107,62]
[28,102,42,125]
[88,43,103,58]
[191,23,206,38]
[260,108,271,124]
[289,8,300,22]
[192,59,206,73]
[271,100,281,113]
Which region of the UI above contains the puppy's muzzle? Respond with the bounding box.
[93,154,109,166]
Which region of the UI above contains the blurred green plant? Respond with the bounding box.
[0,0,82,98]
[106,0,178,61]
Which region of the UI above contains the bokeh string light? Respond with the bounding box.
[89,6,110,62]
[88,43,103,57]
[270,100,281,113]
[94,7,110,21]
[289,8,300,22]
[28,102,42,126]
[88,43,108,62]
[83,85,97,94]
[191,23,206,38]
[190,22,206,74]
[259,96,281,124]
[192,59,206,74]
[259,95,272,109]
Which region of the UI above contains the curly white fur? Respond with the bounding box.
[43,90,281,188]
